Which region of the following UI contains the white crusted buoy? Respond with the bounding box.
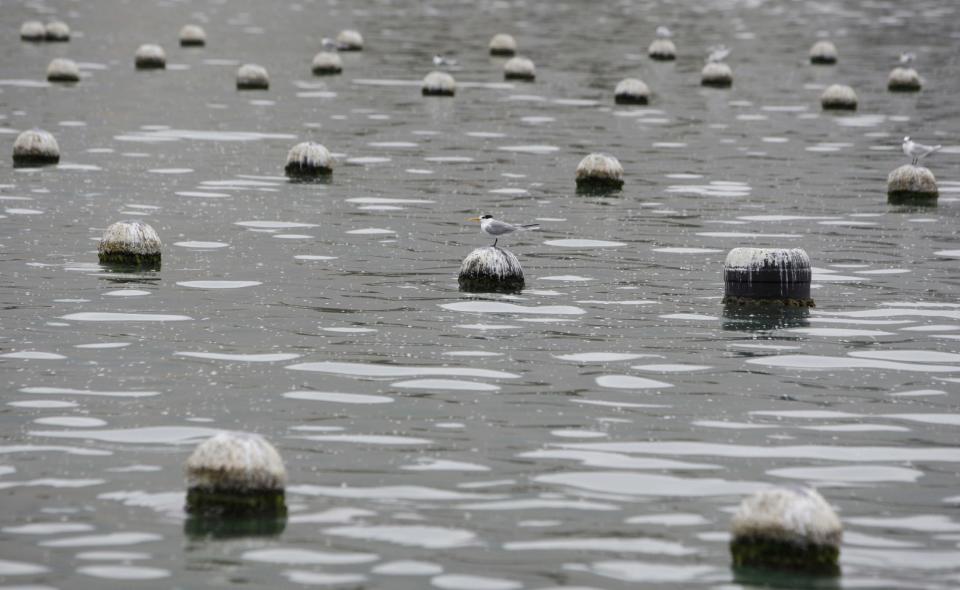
[504,56,535,81]
[458,247,525,292]
[614,78,649,105]
[312,51,343,75]
[47,58,80,83]
[20,21,45,42]
[44,21,70,42]
[820,84,857,110]
[887,165,937,203]
[97,220,162,267]
[731,486,842,575]
[12,129,60,166]
[179,24,207,47]
[237,64,269,90]
[336,29,363,51]
[285,142,333,178]
[648,38,676,61]
[185,432,287,517]
[575,153,624,192]
[702,62,733,87]
[809,40,837,65]
[888,67,921,92]
[135,44,166,69]
[489,33,517,56]
[422,71,456,96]
[723,248,813,307]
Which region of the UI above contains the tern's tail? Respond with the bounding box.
[519,224,540,231]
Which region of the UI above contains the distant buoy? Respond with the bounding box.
[20,21,45,42]
[44,21,70,42]
[575,153,624,192]
[458,247,525,292]
[504,56,535,81]
[489,33,517,56]
[614,78,649,105]
[237,64,269,90]
[887,164,937,204]
[731,486,842,575]
[179,24,207,47]
[135,44,166,70]
[422,71,456,96]
[809,40,837,65]
[723,247,813,307]
[888,67,921,92]
[97,221,162,268]
[12,129,60,166]
[820,84,857,110]
[185,432,287,518]
[311,51,342,75]
[47,58,80,83]
[701,62,733,87]
[648,39,676,61]
[285,142,333,178]
[336,29,363,51]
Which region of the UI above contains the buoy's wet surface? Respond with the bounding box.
[2,0,959,588]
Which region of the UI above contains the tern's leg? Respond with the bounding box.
[492,238,498,247]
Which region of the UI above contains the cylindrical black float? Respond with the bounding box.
[723,248,813,307]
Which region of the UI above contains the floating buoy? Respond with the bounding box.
[179,24,207,47]
[504,56,535,81]
[336,29,363,51]
[285,142,333,179]
[458,247,525,292]
[648,38,676,61]
[820,84,857,110]
[731,486,842,575]
[575,153,624,192]
[489,33,517,56]
[809,40,837,65]
[185,432,287,518]
[97,220,162,268]
[614,78,649,105]
[887,165,937,204]
[701,62,733,87]
[46,58,80,83]
[135,44,166,70]
[236,64,269,90]
[723,247,813,307]
[20,21,45,42]
[44,21,70,42]
[887,67,921,92]
[422,71,456,96]
[12,129,60,166]
[311,51,342,75]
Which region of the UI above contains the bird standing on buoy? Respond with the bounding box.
[902,136,941,166]
[468,214,539,247]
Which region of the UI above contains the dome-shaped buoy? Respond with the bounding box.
[575,153,624,192]
[20,21,45,42]
[135,44,166,70]
[648,39,676,61]
[285,142,333,179]
[422,71,456,96]
[614,78,649,105]
[237,64,269,90]
[888,67,921,92]
[44,21,70,42]
[12,129,60,166]
[489,33,517,56]
[702,62,733,87]
[887,164,937,204]
[731,486,842,575]
[185,432,287,518]
[179,24,206,47]
[47,58,80,83]
[809,40,837,65]
[820,84,857,110]
[504,56,535,81]
[97,220,162,268]
[458,247,525,293]
[336,29,363,51]
[723,247,813,307]
[311,51,342,75]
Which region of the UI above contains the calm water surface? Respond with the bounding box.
[1,0,959,588]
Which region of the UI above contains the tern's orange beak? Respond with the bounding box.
[467,217,481,222]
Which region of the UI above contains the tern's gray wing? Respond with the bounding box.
[484,220,518,236]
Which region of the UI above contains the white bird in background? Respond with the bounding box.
[902,136,942,166]
[432,54,459,67]
[899,52,915,65]
[467,214,540,247]
[707,45,731,63]
[656,25,673,38]
[321,37,347,51]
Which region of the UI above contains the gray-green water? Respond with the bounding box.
[2,0,959,588]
